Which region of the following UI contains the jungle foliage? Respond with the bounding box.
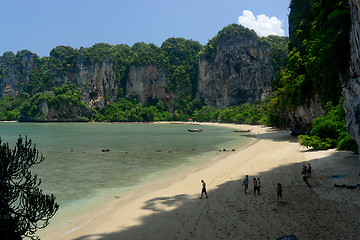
[273,0,354,152]
[298,99,358,153]
[273,0,350,111]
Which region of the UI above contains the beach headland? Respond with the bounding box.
[46,123,360,240]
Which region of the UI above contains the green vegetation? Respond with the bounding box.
[93,98,169,122]
[274,0,350,110]
[192,101,270,125]
[0,94,28,121]
[20,83,91,121]
[269,0,355,152]
[92,97,269,124]
[0,136,59,239]
[298,100,358,153]
[161,38,203,95]
[199,24,258,61]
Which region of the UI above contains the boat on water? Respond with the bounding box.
[188,128,202,132]
[233,129,251,133]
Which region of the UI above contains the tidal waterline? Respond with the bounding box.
[0,122,250,237]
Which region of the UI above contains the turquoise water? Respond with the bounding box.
[0,122,250,237]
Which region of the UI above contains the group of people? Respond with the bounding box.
[200,163,313,201]
[241,175,261,195]
[242,175,283,202]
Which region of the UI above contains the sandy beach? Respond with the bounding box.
[49,123,360,240]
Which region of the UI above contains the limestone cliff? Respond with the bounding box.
[343,0,360,153]
[50,47,119,110]
[0,50,39,97]
[125,64,175,111]
[197,39,273,107]
[281,95,324,135]
[1,32,280,121]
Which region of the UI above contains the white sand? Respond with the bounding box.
[46,123,360,240]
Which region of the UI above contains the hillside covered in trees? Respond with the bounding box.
[0,24,288,122]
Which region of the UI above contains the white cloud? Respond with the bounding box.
[237,10,285,37]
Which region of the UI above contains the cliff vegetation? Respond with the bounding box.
[0,24,287,123]
[271,0,357,152]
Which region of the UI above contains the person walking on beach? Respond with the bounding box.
[257,177,261,195]
[307,163,312,177]
[253,178,258,195]
[242,175,249,194]
[200,180,208,199]
[302,164,307,175]
[276,183,282,202]
[302,172,311,187]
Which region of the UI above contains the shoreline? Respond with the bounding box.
[40,122,257,239]
[44,123,360,240]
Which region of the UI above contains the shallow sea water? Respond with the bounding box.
[0,122,250,238]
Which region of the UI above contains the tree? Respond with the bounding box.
[0,136,59,240]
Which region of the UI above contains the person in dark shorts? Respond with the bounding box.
[253,178,258,195]
[242,175,249,194]
[276,183,282,202]
[200,180,208,199]
[307,163,312,177]
[257,177,261,195]
[302,164,307,175]
[302,172,311,187]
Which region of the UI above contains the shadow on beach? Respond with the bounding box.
[72,148,360,240]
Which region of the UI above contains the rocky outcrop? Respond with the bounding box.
[282,95,324,135]
[20,100,92,122]
[74,55,118,109]
[125,64,175,111]
[1,33,279,121]
[0,50,39,97]
[49,47,119,109]
[197,39,273,107]
[343,0,360,154]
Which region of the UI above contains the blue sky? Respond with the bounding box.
[0,0,291,57]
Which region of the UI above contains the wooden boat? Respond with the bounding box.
[188,128,202,132]
[233,129,251,133]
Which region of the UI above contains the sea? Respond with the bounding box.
[0,122,250,238]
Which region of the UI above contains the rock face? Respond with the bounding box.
[74,55,118,109]
[0,50,39,97]
[0,37,276,120]
[282,95,324,135]
[197,40,273,107]
[343,0,360,153]
[29,101,92,122]
[50,48,119,110]
[126,64,175,111]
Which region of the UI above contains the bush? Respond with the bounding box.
[297,100,358,152]
[337,134,359,154]
[298,135,336,150]
[310,118,340,139]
